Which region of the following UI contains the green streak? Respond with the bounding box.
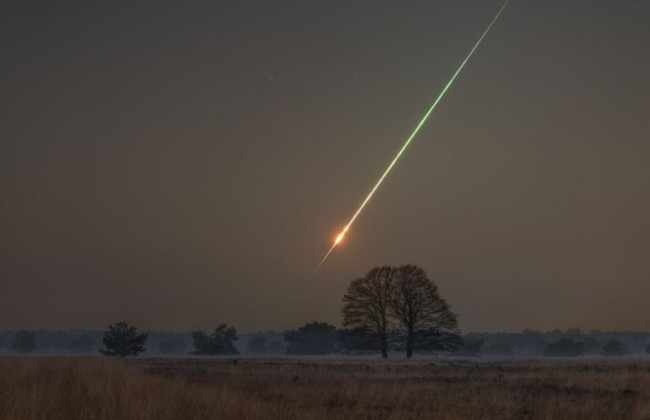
[315,0,511,272]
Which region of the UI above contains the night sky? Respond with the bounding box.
[2,0,649,333]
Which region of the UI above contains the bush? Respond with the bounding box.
[192,325,239,355]
[601,339,629,357]
[100,322,147,358]
[285,322,338,355]
[544,339,584,357]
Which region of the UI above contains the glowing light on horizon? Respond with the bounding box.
[314,0,511,273]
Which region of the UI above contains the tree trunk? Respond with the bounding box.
[381,336,388,359]
[406,329,413,359]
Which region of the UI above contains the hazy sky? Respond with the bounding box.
[2,0,649,333]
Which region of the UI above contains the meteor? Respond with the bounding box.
[314,0,511,272]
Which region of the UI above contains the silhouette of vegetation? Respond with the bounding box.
[338,327,381,354]
[601,338,630,357]
[284,322,338,355]
[245,336,288,354]
[342,266,395,358]
[342,265,458,358]
[100,322,147,358]
[192,324,239,355]
[11,331,37,353]
[390,265,458,358]
[68,334,94,353]
[413,329,463,353]
[544,338,584,357]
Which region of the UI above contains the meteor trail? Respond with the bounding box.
[314,0,511,272]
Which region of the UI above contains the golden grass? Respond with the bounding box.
[1,356,650,420]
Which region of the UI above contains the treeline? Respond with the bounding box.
[4,326,650,358]
[466,329,650,357]
[3,265,650,358]
[0,329,193,355]
[2,265,462,359]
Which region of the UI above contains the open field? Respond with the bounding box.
[2,356,650,420]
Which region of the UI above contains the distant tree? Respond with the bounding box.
[68,334,94,353]
[192,324,239,355]
[390,265,458,358]
[158,339,188,354]
[11,331,37,353]
[452,338,484,357]
[646,343,650,355]
[285,322,338,355]
[544,338,584,357]
[247,336,268,354]
[601,339,630,357]
[483,342,514,356]
[100,322,147,358]
[342,266,395,358]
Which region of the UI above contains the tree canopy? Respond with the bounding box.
[284,322,338,355]
[192,324,239,355]
[342,266,394,358]
[342,265,458,358]
[100,322,147,358]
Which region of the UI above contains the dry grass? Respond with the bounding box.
[2,356,650,420]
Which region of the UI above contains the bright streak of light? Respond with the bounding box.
[314,0,511,273]
[335,227,348,244]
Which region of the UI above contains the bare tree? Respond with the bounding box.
[342,266,394,358]
[390,265,458,358]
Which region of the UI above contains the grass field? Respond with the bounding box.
[1,356,650,419]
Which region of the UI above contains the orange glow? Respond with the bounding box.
[334,226,350,245]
